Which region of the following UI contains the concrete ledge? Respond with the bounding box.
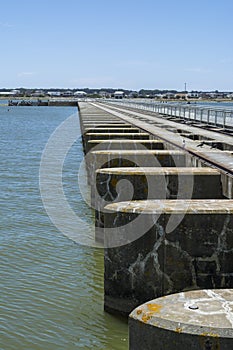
[84,127,140,133]
[86,139,164,153]
[83,133,150,154]
[95,167,223,201]
[94,167,223,242]
[88,150,187,174]
[85,132,149,140]
[105,198,233,214]
[129,289,233,350]
[84,133,150,155]
[83,123,132,127]
[86,150,187,185]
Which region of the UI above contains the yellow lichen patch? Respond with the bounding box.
[200,332,219,338]
[147,303,162,313]
[136,309,142,315]
[141,313,152,323]
[199,333,220,350]
[175,327,183,333]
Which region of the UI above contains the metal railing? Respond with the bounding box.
[103,99,233,130]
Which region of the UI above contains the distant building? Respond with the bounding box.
[0,91,14,96]
[175,93,188,100]
[62,90,73,97]
[187,92,200,98]
[47,91,61,97]
[114,91,124,99]
[161,93,176,99]
[74,91,87,97]
[208,92,218,99]
[11,89,21,96]
[32,90,45,97]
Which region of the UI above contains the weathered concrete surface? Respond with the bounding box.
[129,289,233,350]
[84,127,140,134]
[78,102,125,138]
[85,132,150,141]
[86,150,187,186]
[82,121,128,126]
[83,123,132,128]
[82,129,143,153]
[104,199,233,315]
[86,139,164,153]
[95,167,223,201]
[83,133,150,154]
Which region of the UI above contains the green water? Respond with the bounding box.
[0,105,128,350]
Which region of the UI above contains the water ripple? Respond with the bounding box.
[0,105,128,350]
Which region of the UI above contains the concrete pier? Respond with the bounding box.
[129,289,233,350]
[104,199,233,315]
[78,101,233,347]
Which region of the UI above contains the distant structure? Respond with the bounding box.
[47,91,61,97]
[114,91,124,99]
[74,91,87,98]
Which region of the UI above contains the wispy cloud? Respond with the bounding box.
[17,72,36,77]
[0,21,14,28]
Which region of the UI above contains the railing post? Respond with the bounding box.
[194,108,197,120]
[200,109,203,122]
[207,109,210,124]
[106,100,232,130]
[223,111,226,129]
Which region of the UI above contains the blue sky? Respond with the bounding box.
[0,0,233,91]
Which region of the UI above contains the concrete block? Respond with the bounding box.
[104,199,233,315]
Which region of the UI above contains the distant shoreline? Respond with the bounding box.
[1,96,233,103]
